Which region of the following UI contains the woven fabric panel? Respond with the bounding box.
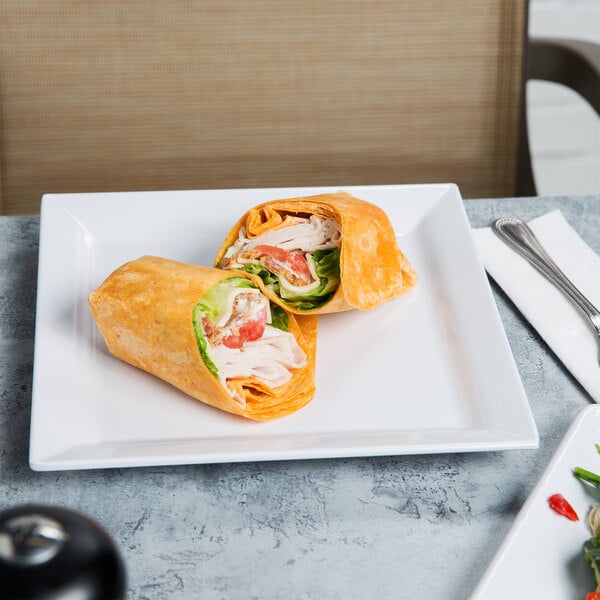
[0,1,526,214]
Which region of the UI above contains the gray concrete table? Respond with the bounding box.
[1,196,598,599]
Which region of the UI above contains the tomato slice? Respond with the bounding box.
[548,493,579,521]
[221,296,268,350]
[222,317,265,349]
[253,245,311,280]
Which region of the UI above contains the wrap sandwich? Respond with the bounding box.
[214,191,417,314]
[89,256,317,420]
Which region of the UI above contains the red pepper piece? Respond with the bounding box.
[586,592,600,600]
[548,493,579,521]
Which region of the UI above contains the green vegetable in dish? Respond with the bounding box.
[574,463,600,597]
[574,466,600,489]
[585,504,600,597]
[585,535,600,592]
[240,248,341,311]
[269,303,289,331]
[194,276,254,324]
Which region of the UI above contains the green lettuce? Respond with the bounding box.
[192,303,219,377]
[585,536,600,589]
[192,276,288,377]
[195,276,254,324]
[269,303,289,331]
[239,248,340,311]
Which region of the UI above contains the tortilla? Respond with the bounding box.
[214,191,417,314]
[89,256,317,421]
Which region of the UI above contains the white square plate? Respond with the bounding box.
[471,404,600,599]
[30,183,538,471]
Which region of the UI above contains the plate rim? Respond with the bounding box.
[29,183,538,471]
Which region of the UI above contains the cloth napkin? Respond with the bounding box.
[472,210,600,402]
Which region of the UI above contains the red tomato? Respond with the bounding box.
[222,334,245,349]
[253,245,311,279]
[548,493,579,521]
[586,593,600,600]
[221,306,267,349]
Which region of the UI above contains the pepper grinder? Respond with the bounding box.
[0,504,126,599]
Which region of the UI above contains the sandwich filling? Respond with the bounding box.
[192,277,306,406]
[219,214,342,311]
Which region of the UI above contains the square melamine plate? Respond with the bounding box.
[471,404,600,600]
[29,184,538,471]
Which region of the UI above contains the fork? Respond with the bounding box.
[492,217,600,364]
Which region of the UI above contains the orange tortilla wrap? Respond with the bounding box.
[89,256,317,421]
[214,191,417,314]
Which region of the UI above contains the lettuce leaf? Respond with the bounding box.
[192,303,219,377]
[269,303,289,331]
[195,276,254,323]
[239,248,340,311]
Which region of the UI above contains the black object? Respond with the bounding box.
[0,504,126,599]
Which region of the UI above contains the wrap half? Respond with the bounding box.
[214,191,417,314]
[89,256,317,421]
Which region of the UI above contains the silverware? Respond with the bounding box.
[492,217,600,364]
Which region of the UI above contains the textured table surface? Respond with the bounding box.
[1,195,598,599]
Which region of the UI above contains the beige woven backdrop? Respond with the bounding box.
[0,1,526,214]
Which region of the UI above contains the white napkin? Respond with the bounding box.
[472,210,600,402]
